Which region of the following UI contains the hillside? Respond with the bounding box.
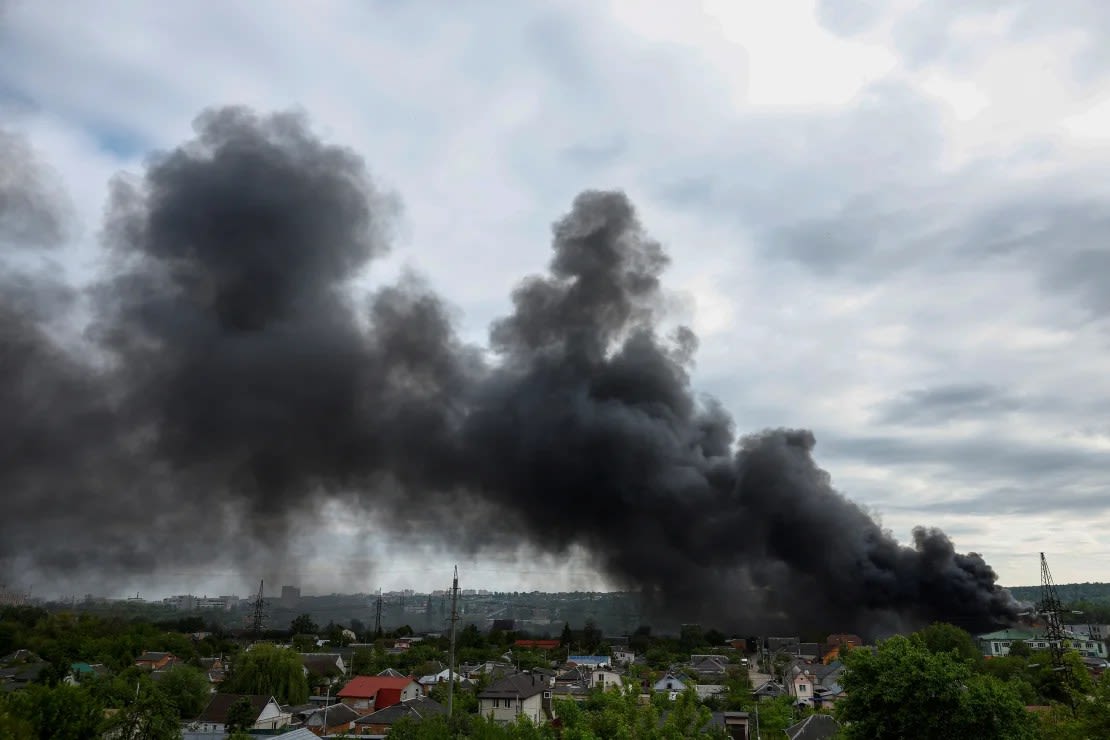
[1007,582,1110,606]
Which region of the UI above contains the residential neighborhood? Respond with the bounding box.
[5,589,1110,738]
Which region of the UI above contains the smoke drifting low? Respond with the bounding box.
[0,108,1017,634]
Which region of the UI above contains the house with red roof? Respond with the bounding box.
[337,675,421,715]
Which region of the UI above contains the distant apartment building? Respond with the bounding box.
[163,594,235,611]
[280,586,301,608]
[978,628,1108,659]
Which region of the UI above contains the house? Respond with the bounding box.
[353,696,446,735]
[767,637,800,655]
[977,628,1108,659]
[69,662,110,683]
[478,672,550,725]
[304,702,361,735]
[513,639,561,651]
[566,655,610,669]
[135,651,178,670]
[417,668,465,695]
[0,661,50,690]
[652,672,688,695]
[299,653,346,680]
[589,668,623,690]
[198,657,225,685]
[612,648,636,666]
[798,643,821,661]
[784,713,841,740]
[555,665,589,685]
[722,711,751,740]
[695,683,728,699]
[337,675,421,715]
[192,694,290,734]
[751,680,787,701]
[460,661,514,680]
[689,655,730,677]
[549,683,590,703]
[789,661,844,708]
[0,650,42,666]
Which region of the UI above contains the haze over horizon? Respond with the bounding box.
[3,1,1110,612]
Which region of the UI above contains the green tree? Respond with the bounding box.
[104,684,181,740]
[290,613,319,635]
[5,683,104,740]
[560,622,573,649]
[915,622,982,664]
[837,635,1037,739]
[752,695,797,737]
[223,644,308,704]
[225,696,257,733]
[0,695,34,739]
[1008,639,1032,658]
[581,620,602,654]
[154,664,210,718]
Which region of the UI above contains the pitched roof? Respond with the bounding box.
[196,694,273,724]
[306,702,360,727]
[1,650,42,666]
[977,628,1038,641]
[354,696,447,725]
[514,639,561,650]
[785,714,841,740]
[299,653,343,675]
[136,651,174,662]
[337,675,415,699]
[752,680,786,696]
[479,672,549,700]
[271,729,317,740]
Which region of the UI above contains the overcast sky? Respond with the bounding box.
[3,0,1109,597]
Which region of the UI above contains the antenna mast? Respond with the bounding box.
[448,566,459,718]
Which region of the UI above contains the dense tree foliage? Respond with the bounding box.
[838,635,1038,739]
[222,643,308,704]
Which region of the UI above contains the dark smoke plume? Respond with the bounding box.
[0,107,1017,634]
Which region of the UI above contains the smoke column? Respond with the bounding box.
[0,107,1016,633]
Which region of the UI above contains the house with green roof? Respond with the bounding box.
[977,628,1107,658]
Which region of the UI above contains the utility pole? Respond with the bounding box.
[448,566,459,718]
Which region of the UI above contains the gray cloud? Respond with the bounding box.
[823,433,1110,507]
[0,128,70,247]
[875,383,1025,425]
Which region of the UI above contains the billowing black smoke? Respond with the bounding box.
[0,107,1016,633]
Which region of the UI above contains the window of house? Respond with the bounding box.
[667,682,673,690]
[799,684,807,692]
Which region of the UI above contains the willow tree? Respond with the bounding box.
[224,644,308,705]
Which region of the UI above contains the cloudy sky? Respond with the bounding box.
[3,0,1109,596]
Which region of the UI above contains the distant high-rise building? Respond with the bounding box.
[280,585,301,608]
